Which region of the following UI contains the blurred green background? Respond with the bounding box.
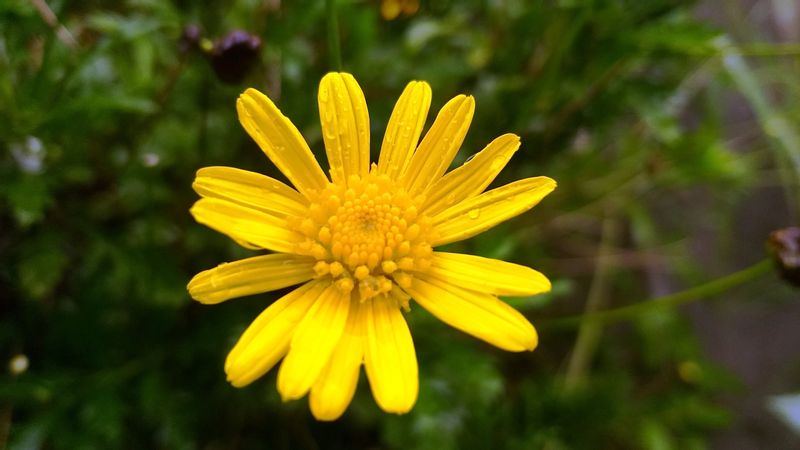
[2,0,800,448]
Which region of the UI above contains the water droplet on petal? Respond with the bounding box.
[468,208,480,219]
[491,155,507,171]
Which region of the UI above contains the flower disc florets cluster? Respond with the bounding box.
[292,169,435,304]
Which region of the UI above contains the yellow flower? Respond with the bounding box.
[188,72,556,420]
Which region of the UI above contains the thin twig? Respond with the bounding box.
[29,0,78,49]
[542,258,773,330]
[563,211,620,391]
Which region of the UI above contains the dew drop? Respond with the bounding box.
[491,155,507,170]
[468,208,481,219]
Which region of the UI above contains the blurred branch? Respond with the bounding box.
[29,0,78,49]
[544,59,628,142]
[715,36,800,218]
[563,211,620,391]
[685,42,800,57]
[549,245,682,276]
[542,259,773,330]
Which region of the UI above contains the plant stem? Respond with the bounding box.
[716,36,800,212]
[563,213,620,391]
[543,258,773,330]
[326,0,343,71]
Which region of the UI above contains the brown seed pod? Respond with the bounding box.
[208,30,262,84]
[768,227,800,288]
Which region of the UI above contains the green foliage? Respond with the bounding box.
[1,0,795,448]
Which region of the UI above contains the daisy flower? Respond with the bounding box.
[188,72,556,420]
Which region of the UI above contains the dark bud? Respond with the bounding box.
[208,30,262,84]
[768,227,800,287]
[179,24,203,54]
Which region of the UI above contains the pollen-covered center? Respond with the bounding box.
[293,171,434,303]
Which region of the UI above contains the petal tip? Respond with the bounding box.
[239,87,262,100]
[413,80,432,95]
[541,276,553,292]
[524,326,539,352]
[378,398,416,415]
[186,273,209,302]
[226,370,252,388]
[320,72,339,84]
[310,395,348,421]
[311,410,343,422]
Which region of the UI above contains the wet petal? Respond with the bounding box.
[363,299,418,414]
[309,299,365,421]
[237,88,329,197]
[377,81,432,180]
[225,281,324,387]
[407,276,538,352]
[427,252,551,297]
[400,95,475,196]
[188,254,317,304]
[422,134,520,215]
[318,73,370,185]
[190,198,303,253]
[277,284,351,401]
[432,176,556,246]
[193,166,308,217]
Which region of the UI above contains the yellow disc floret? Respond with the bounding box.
[292,168,434,305]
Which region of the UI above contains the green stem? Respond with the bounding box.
[326,0,342,71]
[563,213,619,391]
[543,259,773,330]
[716,36,800,178]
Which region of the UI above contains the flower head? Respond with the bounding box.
[188,73,556,420]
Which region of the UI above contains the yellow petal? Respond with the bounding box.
[277,284,351,401]
[318,73,370,185]
[193,166,308,217]
[309,300,365,421]
[190,198,303,253]
[233,239,263,250]
[427,252,551,297]
[363,299,418,414]
[407,276,538,352]
[237,88,329,197]
[400,95,475,195]
[225,281,324,387]
[376,81,431,179]
[188,254,317,304]
[432,176,556,246]
[422,134,520,215]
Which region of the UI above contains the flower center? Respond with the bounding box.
[293,170,434,303]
